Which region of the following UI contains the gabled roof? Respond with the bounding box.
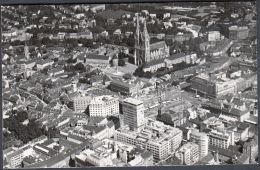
[150,41,166,51]
[86,53,109,60]
[143,58,165,68]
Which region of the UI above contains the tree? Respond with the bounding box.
[118,59,126,66]
[47,126,60,139]
[74,63,86,72]
[16,111,28,122]
[123,73,132,80]
[133,67,145,77]
[67,57,77,64]
[69,156,76,167]
[143,71,153,78]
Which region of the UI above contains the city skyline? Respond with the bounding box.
[1,1,258,168]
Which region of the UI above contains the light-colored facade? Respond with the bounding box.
[122,98,146,130]
[229,26,249,40]
[208,31,221,41]
[190,130,209,159]
[175,142,199,165]
[115,119,183,162]
[5,150,24,168]
[73,96,92,112]
[89,95,119,117]
[165,53,197,68]
[36,60,54,70]
[134,16,169,66]
[208,129,234,149]
[190,72,238,98]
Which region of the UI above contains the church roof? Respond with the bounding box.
[143,58,165,68]
[168,53,187,60]
[150,41,166,51]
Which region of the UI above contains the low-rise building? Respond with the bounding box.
[208,31,221,41]
[165,53,197,68]
[229,26,249,40]
[109,79,141,95]
[36,59,54,70]
[190,72,238,98]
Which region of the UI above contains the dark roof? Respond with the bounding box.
[150,41,166,51]
[88,117,106,125]
[195,153,215,165]
[98,10,133,20]
[208,145,241,158]
[232,98,245,106]
[237,122,249,130]
[107,121,115,128]
[84,125,106,134]
[42,139,55,146]
[67,134,86,143]
[110,79,136,88]
[141,150,153,159]
[37,59,54,65]
[229,108,248,117]
[23,156,37,164]
[143,58,165,68]
[168,53,186,60]
[86,53,109,60]
[176,126,190,134]
[33,144,58,157]
[237,154,249,164]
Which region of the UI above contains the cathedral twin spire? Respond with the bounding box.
[134,14,151,65]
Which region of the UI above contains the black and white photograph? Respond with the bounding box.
[1,1,258,169]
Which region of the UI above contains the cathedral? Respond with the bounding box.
[133,15,170,67]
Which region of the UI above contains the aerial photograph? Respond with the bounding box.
[1,1,258,168]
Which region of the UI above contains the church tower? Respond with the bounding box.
[134,14,141,65]
[142,19,151,63]
[24,42,29,60]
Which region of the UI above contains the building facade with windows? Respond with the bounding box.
[89,95,119,117]
[73,96,92,112]
[190,129,209,159]
[115,119,183,162]
[175,142,199,165]
[122,98,146,130]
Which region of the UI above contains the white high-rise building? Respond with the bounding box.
[175,142,199,165]
[190,129,209,159]
[122,98,146,130]
[89,95,119,117]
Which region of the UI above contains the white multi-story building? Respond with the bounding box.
[122,98,146,130]
[190,129,209,159]
[175,142,199,165]
[36,59,54,70]
[115,119,183,162]
[5,149,24,168]
[208,129,234,149]
[89,95,119,117]
[208,31,221,41]
[73,96,92,112]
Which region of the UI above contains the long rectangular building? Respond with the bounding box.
[115,119,183,162]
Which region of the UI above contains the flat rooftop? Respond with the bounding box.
[123,98,143,106]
